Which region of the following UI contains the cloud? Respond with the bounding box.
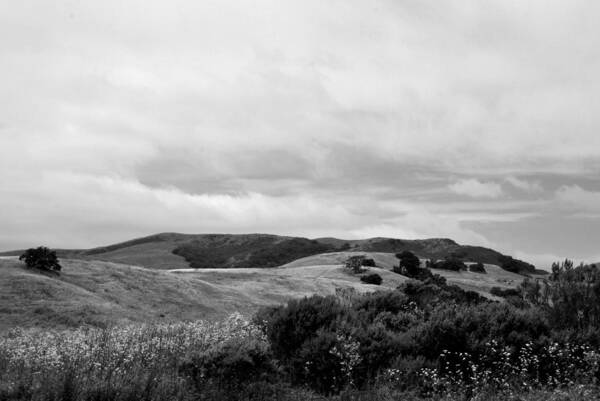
[449,179,503,199]
[0,170,501,251]
[2,0,600,182]
[555,185,600,212]
[0,172,358,248]
[511,250,564,271]
[0,0,599,266]
[505,176,543,193]
[349,211,491,247]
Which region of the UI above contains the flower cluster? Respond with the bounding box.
[417,341,600,396]
[329,332,362,386]
[0,313,264,396]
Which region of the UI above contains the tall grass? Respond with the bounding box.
[0,313,263,401]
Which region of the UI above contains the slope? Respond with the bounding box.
[0,257,399,332]
[284,251,525,295]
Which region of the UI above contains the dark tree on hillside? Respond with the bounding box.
[345,255,366,274]
[19,247,62,272]
[431,257,467,271]
[360,273,382,285]
[362,258,376,267]
[498,255,535,274]
[469,262,486,273]
[395,251,420,276]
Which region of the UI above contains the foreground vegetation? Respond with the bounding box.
[1,260,599,400]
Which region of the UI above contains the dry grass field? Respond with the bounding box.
[0,247,532,331]
[0,256,401,331]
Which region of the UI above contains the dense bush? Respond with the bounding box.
[430,257,466,271]
[520,260,600,343]
[181,336,275,395]
[255,296,345,361]
[362,258,376,267]
[394,251,420,276]
[498,255,536,274]
[173,237,333,268]
[360,273,382,285]
[257,281,543,395]
[19,246,61,272]
[490,286,521,297]
[468,262,486,273]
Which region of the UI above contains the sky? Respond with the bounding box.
[1,0,600,268]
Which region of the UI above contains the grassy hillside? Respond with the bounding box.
[0,257,401,331]
[284,251,525,295]
[1,244,533,331]
[0,233,537,273]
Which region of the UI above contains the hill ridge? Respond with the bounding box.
[0,232,536,273]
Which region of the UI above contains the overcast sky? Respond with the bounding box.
[1,1,600,268]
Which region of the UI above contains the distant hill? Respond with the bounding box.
[284,251,526,295]
[0,232,536,273]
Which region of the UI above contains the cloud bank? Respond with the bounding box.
[1,0,600,268]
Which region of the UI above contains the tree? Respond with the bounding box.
[469,262,486,273]
[345,256,365,273]
[431,257,467,271]
[362,258,376,267]
[19,247,62,272]
[360,273,382,285]
[345,255,375,273]
[395,251,420,276]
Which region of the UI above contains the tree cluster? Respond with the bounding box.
[344,255,376,274]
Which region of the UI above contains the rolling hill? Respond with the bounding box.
[284,251,525,295]
[0,252,531,332]
[0,233,541,331]
[0,256,406,331]
[1,232,536,273]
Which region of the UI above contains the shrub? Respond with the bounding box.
[399,280,487,308]
[19,246,61,272]
[469,262,486,273]
[431,257,466,271]
[354,291,410,317]
[181,336,275,394]
[362,258,376,267]
[257,295,345,361]
[361,274,382,285]
[498,255,536,274]
[490,286,521,298]
[381,356,433,391]
[523,261,600,336]
[395,251,421,276]
[293,330,356,394]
